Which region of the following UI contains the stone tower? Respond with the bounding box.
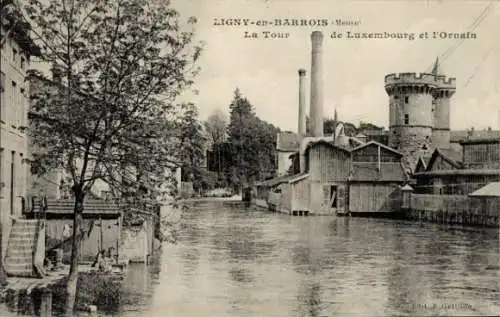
[431,58,456,149]
[385,59,456,171]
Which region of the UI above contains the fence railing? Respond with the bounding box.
[407,193,499,227]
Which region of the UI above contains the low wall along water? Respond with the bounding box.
[404,193,499,228]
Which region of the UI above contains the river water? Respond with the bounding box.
[108,201,499,316]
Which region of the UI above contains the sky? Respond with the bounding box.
[172,0,500,132]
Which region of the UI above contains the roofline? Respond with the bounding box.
[277,148,299,152]
[415,157,427,172]
[288,173,309,184]
[469,194,500,198]
[459,138,500,145]
[469,182,500,197]
[304,139,351,154]
[351,140,403,156]
[425,148,462,171]
[1,11,41,57]
[414,169,500,177]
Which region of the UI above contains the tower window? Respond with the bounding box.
[404,114,409,125]
[404,96,409,104]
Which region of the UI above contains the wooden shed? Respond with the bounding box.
[469,182,500,226]
[348,141,408,215]
[28,198,122,263]
[460,138,500,169]
[275,173,310,215]
[304,140,351,215]
[413,144,500,195]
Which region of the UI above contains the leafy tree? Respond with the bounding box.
[254,118,279,179]
[178,103,207,194]
[225,89,279,191]
[204,108,227,146]
[226,89,257,191]
[25,0,201,314]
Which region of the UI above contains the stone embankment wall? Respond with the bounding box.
[119,224,149,263]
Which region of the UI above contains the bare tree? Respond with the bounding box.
[204,108,228,146]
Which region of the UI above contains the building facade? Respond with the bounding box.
[348,142,407,214]
[0,11,40,258]
[276,131,299,176]
[414,138,500,195]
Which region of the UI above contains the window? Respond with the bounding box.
[0,149,3,198]
[20,87,25,128]
[404,114,409,125]
[404,96,409,104]
[0,72,4,92]
[12,81,17,126]
[10,151,15,215]
[21,56,25,70]
[0,72,4,123]
[12,48,17,62]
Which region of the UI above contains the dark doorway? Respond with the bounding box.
[330,185,337,208]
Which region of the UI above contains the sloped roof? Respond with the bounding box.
[288,173,309,184]
[425,148,463,171]
[2,1,41,56]
[255,174,295,187]
[304,139,351,154]
[277,131,299,152]
[401,184,414,191]
[31,198,121,218]
[351,140,403,156]
[350,162,408,182]
[414,153,433,173]
[438,148,462,163]
[469,182,500,197]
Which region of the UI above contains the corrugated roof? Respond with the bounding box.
[469,182,500,197]
[31,198,121,216]
[350,162,407,182]
[277,132,299,152]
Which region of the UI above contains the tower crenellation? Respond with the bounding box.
[385,58,456,172]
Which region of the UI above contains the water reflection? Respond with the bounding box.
[112,202,499,317]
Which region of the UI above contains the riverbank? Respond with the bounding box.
[0,202,186,316]
[180,195,242,203]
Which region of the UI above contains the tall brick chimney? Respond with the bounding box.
[310,31,324,137]
[298,69,307,138]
